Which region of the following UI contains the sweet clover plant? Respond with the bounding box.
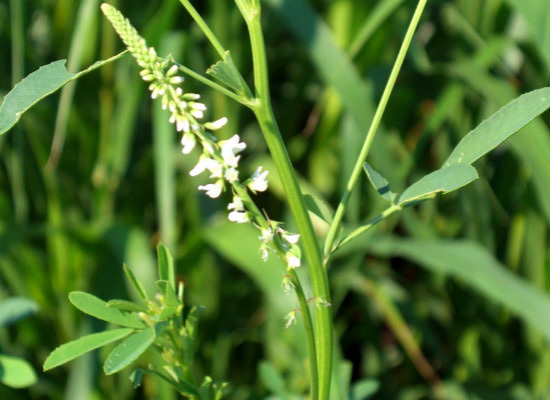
[0,0,549,398]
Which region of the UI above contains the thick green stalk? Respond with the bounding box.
[323,0,428,257]
[239,3,333,398]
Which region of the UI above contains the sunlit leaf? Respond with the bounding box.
[444,87,550,167]
[0,355,37,388]
[103,328,155,375]
[207,51,248,94]
[69,292,146,329]
[0,297,38,328]
[43,329,133,371]
[363,162,397,203]
[157,244,175,289]
[0,52,126,135]
[398,165,478,206]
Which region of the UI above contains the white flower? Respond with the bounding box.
[248,167,269,192]
[281,231,300,244]
[260,246,269,262]
[259,228,274,243]
[286,251,301,269]
[228,210,249,223]
[166,65,178,76]
[224,167,239,183]
[314,297,331,309]
[220,134,246,167]
[228,196,244,211]
[204,117,228,131]
[170,76,184,84]
[181,132,196,154]
[284,310,297,329]
[198,181,223,198]
[190,156,222,178]
[282,275,294,295]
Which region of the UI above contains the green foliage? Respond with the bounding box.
[0,355,37,389]
[0,298,38,389]
[43,248,226,399]
[0,54,125,135]
[1,0,549,399]
[43,329,134,371]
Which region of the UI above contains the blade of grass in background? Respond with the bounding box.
[367,236,550,340]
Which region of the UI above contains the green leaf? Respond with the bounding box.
[350,379,380,400]
[368,237,550,340]
[303,193,334,225]
[103,328,155,375]
[43,328,134,371]
[69,292,146,329]
[206,51,248,94]
[398,165,478,206]
[363,162,397,203]
[129,368,143,389]
[0,355,37,388]
[157,244,175,289]
[123,264,149,301]
[106,299,148,313]
[0,297,38,328]
[444,87,550,167]
[0,52,126,135]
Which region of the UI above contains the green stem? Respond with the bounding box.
[178,0,226,58]
[174,62,254,107]
[289,270,319,400]
[232,183,318,399]
[239,3,333,399]
[336,204,401,252]
[323,0,428,257]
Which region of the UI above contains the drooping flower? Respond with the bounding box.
[282,275,294,295]
[284,310,297,329]
[190,156,222,178]
[228,210,249,224]
[259,228,274,243]
[260,244,270,262]
[220,134,246,168]
[228,195,244,211]
[281,231,300,244]
[224,167,239,183]
[204,117,228,131]
[198,180,223,198]
[285,251,301,269]
[248,167,269,192]
[181,132,196,154]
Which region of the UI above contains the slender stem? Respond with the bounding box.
[232,184,318,399]
[175,62,254,107]
[323,0,428,257]
[335,204,401,252]
[289,270,319,400]
[241,4,333,399]
[178,0,226,58]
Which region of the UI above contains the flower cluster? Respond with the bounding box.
[102,4,303,278]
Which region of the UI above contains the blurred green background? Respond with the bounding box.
[1,0,549,399]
